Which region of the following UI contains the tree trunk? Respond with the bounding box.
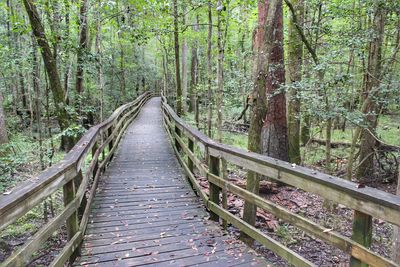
[393,166,400,262]
[287,0,303,164]
[95,0,104,122]
[0,93,8,145]
[173,0,182,116]
[216,0,224,142]
[206,0,213,137]
[189,17,199,113]
[181,4,188,113]
[356,0,386,180]
[23,0,74,151]
[261,0,288,162]
[63,0,71,104]
[32,33,45,170]
[241,0,279,244]
[75,0,89,97]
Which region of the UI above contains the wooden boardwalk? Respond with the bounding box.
[74,98,268,267]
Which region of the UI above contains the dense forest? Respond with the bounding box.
[0,0,399,265]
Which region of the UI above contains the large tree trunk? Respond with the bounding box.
[356,0,386,180]
[287,0,303,164]
[261,0,288,162]
[23,0,74,151]
[241,0,279,244]
[173,0,182,116]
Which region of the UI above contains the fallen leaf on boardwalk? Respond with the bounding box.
[125,253,130,257]
[3,190,12,195]
[211,247,216,254]
[152,251,159,255]
[160,232,166,238]
[323,228,333,233]
[111,239,123,245]
[132,247,137,251]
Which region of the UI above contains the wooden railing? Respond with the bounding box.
[161,95,400,267]
[0,92,152,267]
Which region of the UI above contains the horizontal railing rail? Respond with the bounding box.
[0,92,152,267]
[161,95,400,267]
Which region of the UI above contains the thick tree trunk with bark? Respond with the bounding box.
[261,0,288,162]
[173,0,182,116]
[241,0,279,244]
[23,0,74,151]
[287,0,303,164]
[356,1,385,180]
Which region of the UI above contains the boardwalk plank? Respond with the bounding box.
[74,98,269,266]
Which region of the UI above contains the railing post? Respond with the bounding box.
[188,138,194,173]
[174,125,181,152]
[92,141,99,178]
[350,211,372,267]
[74,170,86,217]
[108,126,113,152]
[63,173,80,262]
[208,153,220,222]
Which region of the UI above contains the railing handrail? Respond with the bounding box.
[161,95,400,267]
[161,97,400,226]
[0,92,151,231]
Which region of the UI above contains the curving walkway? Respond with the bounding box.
[74,97,268,267]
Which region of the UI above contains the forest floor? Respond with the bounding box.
[195,167,395,266]
[0,119,67,266]
[188,112,399,266]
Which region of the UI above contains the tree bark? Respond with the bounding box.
[32,33,45,170]
[393,166,400,262]
[173,0,182,116]
[261,0,289,162]
[206,0,213,137]
[0,93,8,145]
[75,0,89,96]
[216,0,224,142]
[23,0,74,151]
[181,4,188,113]
[241,0,279,244]
[356,0,386,180]
[95,0,104,122]
[287,0,303,164]
[189,17,199,113]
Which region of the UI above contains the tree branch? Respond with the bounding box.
[284,0,319,65]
